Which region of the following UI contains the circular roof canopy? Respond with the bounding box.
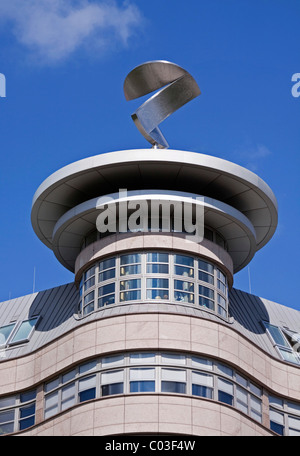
[51,190,257,273]
[31,149,278,271]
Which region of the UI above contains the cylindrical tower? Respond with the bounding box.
[29,146,278,435]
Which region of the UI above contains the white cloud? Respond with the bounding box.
[0,0,142,64]
[233,143,272,171]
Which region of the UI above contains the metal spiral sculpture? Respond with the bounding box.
[124,60,201,149]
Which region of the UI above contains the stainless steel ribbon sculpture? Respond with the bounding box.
[124,60,201,149]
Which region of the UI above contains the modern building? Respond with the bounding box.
[1,84,300,436]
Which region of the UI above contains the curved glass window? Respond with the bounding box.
[78,251,229,320]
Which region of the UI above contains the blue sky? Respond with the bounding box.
[0,0,299,310]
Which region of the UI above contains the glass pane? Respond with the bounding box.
[130,353,156,364]
[147,278,169,289]
[99,269,115,281]
[269,395,283,408]
[288,415,300,431]
[161,353,186,365]
[45,378,59,393]
[130,381,155,392]
[191,357,213,370]
[218,390,233,406]
[0,324,15,345]
[61,383,76,410]
[120,279,141,290]
[20,390,36,403]
[0,396,15,408]
[0,409,14,424]
[161,369,186,382]
[83,302,94,315]
[174,265,194,277]
[174,291,194,303]
[120,290,141,301]
[84,291,94,305]
[264,322,290,347]
[161,381,186,394]
[199,296,214,310]
[102,383,123,396]
[101,370,124,384]
[120,254,141,265]
[19,416,35,430]
[270,421,284,435]
[217,269,226,283]
[120,264,141,275]
[79,388,96,402]
[99,258,116,271]
[278,348,300,364]
[217,280,227,295]
[62,369,76,384]
[79,375,96,392]
[99,283,115,296]
[174,280,194,292]
[198,271,214,284]
[79,360,97,374]
[98,294,115,307]
[9,318,38,344]
[147,264,169,274]
[287,401,300,414]
[192,372,213,388]
[199,285,214,299]
[192,384,213,398]
[130,368,155,381]
[174,254,193,267]
[84,266,95,279]
[45,391,59,418]
[84,277,95,290]
[0,421,14,435]
[102,355,124,366]
[218,364,233,377]
[236,373,248,388]
[146,290,169,300]
[198,260,214,273]
[20,404,35,419]
[147,252,169,262]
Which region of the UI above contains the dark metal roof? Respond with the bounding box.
[0,282,299,367]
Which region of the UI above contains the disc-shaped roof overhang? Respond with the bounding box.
[31,149,278,264]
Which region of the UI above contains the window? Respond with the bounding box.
[0,391,36,435]
[0,317,39,348]
[218,378,233,405]
[161,369,186,394]
[9,317,39,345]
[98,282,115,307]
[174,254,194,278]
[83,266,95,291]
[199,285,214,310]
[0,323,15,346]
[146,278,169,300]
[79,375,96,402]
[192,372,213,398]
[198,260,214,284]
[99,258,116,282]
[101,370,124,396]
[270,409,284,435]
[120,279,141,302]
[120,253,141,276]
[78,252,229,320]
[82,291,95,315]
[130,368,155,392]
[147,253,169,274]
[174,280,194,303]
[263,321,300,365]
